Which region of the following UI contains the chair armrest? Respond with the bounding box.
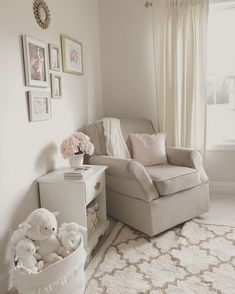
[89,155,159,201]
[166,147,208,182]
[128,160,159,200]
[89,155,133,179]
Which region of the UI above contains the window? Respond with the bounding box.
[207,4,235,147]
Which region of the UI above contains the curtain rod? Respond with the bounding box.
[145,0,235,8]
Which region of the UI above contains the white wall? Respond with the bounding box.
[206,150,235,191]
[98,0,158,128]
[98,0,235,191]
[0,0,103,291]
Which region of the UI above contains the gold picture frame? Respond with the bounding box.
[61,34,83,75]
[51,73,62,99]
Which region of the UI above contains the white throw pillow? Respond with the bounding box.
[130,133,167,166]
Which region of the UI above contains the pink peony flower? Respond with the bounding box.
[60,131,95,159]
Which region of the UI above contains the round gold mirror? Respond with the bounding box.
[33,0,51,29]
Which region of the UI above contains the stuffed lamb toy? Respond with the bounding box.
[15,238,43,273]
[10,222,32,259]
[36,235,62,265]
[58,222,86,257]
[11,209,60,264]
[24,208,59,241]
[23,208,62,265]
[20,208,62,267]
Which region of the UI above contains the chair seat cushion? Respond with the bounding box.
[145,164,201,196]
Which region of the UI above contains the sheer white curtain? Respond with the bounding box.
[153,0,209,151]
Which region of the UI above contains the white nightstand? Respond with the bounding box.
[37,165,109,259]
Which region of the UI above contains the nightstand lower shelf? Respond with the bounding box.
[87,220,110,257]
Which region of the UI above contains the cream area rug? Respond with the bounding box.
[85,220,235,294]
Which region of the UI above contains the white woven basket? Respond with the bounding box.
[12,237,86,294]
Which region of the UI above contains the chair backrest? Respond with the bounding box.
[88,118,155,156]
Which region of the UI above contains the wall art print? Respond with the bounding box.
[28,91,51,121]
[61,34,83,75]
[22,35,49,87]
[51,73,62,98]
[49,44,61,71]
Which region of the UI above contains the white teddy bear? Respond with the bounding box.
[15,238,43,273]
[58,222,86,258]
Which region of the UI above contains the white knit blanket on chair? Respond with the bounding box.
[103,118,131,159]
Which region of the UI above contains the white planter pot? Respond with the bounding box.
[69,153,84,168]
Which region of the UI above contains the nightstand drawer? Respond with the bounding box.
[85,172,105,204]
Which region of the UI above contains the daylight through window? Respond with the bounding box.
[207,4,235,146]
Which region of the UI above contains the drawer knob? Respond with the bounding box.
[95,182,101,190]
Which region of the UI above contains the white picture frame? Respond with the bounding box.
[28,91,51,122]
[22,35,49,87]
[61,34,83,75]
[51,73,62,99]
[49,44,61,71]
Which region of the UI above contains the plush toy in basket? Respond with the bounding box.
[10,208,87,294]
[86,200,99,235]
[58,222,86,258]
[15,239,43,273]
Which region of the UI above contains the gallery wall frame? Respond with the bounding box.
[51,73,62,99]
[61,34,83,75]
[49,44,61,71]
[28,91,51,121]
[22,35,49,87]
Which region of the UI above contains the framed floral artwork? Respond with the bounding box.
[28,91,51,121]
[49,44,61,71]
[22,35,49,87]
[51,73,62,98]
[61,34,83,75]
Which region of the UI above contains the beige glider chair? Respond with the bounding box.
[88,118,209,236]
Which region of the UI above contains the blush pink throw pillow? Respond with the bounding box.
[130,133,167,166]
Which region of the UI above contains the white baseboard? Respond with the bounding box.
[209,182,235,195]
[0,267,13,294]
